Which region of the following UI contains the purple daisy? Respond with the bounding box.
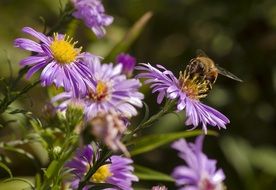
[136,63,229,133]
[65,144,138,190]
[14,27,100,97]
[116,53,136,77]
[172,136,225,190]
[71,0,113,38]
[52,59,144,119]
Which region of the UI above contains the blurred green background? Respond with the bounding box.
[0,0,276,189]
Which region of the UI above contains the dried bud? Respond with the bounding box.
[42,103,57,120]
[90,110,129,156]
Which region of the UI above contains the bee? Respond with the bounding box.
[185,50,242,90]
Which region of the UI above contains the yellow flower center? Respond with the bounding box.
[89,81,109,102]
[179,70,210,100]
[91,164,112,183]
[96,81,108,95]
[50,33,81,64]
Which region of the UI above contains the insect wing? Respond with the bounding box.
[215,64,243,82]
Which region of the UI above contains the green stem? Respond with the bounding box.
[46,4,74,36]
[129,100,176,136]
[0,80,40,114]
[77,149,112,190]
[39,135,79,190]
[11,66,29,90]
[123,100,175,141]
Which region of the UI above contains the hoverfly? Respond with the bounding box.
[185,50,242,90]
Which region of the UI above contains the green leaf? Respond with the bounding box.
[134,164,174,182]
[27,113,43,131]
[45,160,59,179]
[35,173,41,189]
[104,11,153,62]
[0,162,12,178]
[130,130,216,156]
[2,177,34,189]
[52,184,61,190]
[138,101,150,126]
[249,147,276,176]
[8,108,28,114]
[2,146,36,164]
[220,137,254,178]
[219,137,255,190]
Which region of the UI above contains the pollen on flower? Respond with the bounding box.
[50,33,81,64]
[91,164,112,183]
[89,81,109,102]
[179,70,210,100]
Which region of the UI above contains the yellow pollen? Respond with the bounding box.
[179,70,210,100]
[50,33,81,64]
[96,81,108,94]
[89,81,109,102]
[91,164,112,183]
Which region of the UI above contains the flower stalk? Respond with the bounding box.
[77,148,112,190]
[46,3,74,36]
[129,99,176,136]
[39,134,79,190]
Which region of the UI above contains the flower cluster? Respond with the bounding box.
[14,2,143,187]
[12,1,237,189]
[15,24,143,190]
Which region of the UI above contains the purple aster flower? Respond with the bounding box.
[65,144,138,190]
[71,0,113,38]
[14,27,100,97]
[136,63,229,133]
[116,53,136,77]
[172,136,225,190]
[52,59,144,119]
